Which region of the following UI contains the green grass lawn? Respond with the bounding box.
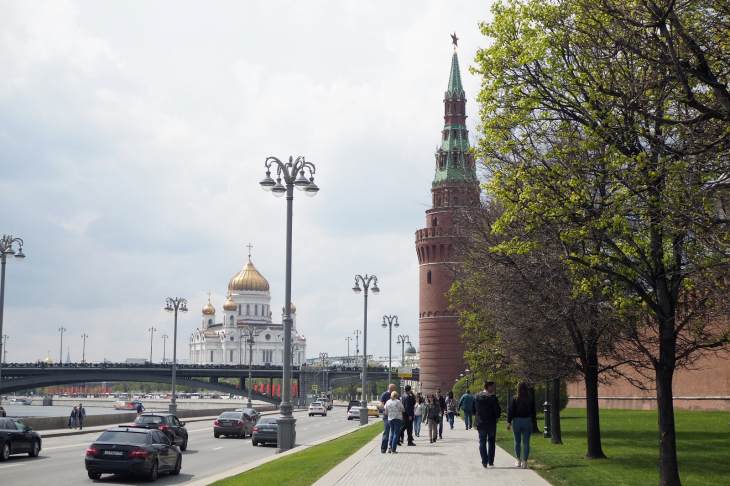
[211,422,382,486]
[495,408,730,486]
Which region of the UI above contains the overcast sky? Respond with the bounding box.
[0,0,491,363]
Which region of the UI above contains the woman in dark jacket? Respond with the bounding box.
[507,382,536,469]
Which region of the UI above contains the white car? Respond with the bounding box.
[346,406,361,420]
[308,401,327,417]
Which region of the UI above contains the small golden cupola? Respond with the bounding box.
[223,293,237,311]
[202,294,216,316]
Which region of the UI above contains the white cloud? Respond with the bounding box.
[0,0,492,362]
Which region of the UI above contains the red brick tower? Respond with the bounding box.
[415,43,480,394]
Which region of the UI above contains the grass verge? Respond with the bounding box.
[211,422,382,486]
[495,408,730,486]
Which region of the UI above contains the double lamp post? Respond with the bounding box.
[352,274,379,425]
[260,155,319,452]
[0,235,25,404]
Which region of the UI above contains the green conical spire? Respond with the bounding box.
[446,52,465,99]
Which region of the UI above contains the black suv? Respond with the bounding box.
[129,413,188,451]
[0,417,42,460]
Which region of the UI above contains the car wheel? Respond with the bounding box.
[29,440,40,457]
[214,432,220,438]
[180,438,188,451]
[170,455,182,476]
[147,459,159,482]
[252,440,258,446]
[308,413,312,416]
[0,443,9,461]
[87,471,101,480]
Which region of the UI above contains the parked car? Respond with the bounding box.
[308,402,327,417]
[0,417,41,460]
[346,407,361,420]
[214,411,254,438]
[128,413,188,451]
[346,400,360,412]
[85,427,181,481]
[366,404,380,417]
[251,416,278,446]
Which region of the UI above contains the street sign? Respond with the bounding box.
[398,368,413,379]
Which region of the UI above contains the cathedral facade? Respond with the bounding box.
[188,255,306,366]
[415,44,480,394]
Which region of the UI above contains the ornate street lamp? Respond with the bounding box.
[260,155,318,452]
[381,315,399,386]
[352,274,379,425]
[345,336,352,365]
[58,326,67,364]
[353,329,361,363]
[241,326,257,409]
[319,352,329,392]
[148,326,157,363]
[81,333,88,364]
[396,334,410,369]
[0,235,25,401]
[161,334,169,364]
[164,297,188,414]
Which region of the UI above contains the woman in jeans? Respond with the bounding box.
[507,382,537,468]
[445,391,457,429]
[385,391,405,453]
[424,394,441,443]
[413,395,426,437]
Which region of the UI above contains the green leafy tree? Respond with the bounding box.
[474,1,730,484]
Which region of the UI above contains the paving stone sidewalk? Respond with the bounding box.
[314,419,551,486]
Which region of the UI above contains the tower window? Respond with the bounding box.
[433,217,438,227]
[427,270,432,284]
[208,319,213,326]
[230,315,234,323]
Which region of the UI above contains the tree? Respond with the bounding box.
[474,1,730,484]
[451,203,627,457]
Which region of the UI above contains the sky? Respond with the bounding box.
[0,0,492,363]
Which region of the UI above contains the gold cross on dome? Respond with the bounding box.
[246,242,253,261]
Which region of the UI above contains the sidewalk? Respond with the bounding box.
[314,419,551,486]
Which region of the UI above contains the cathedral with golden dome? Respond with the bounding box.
[188,252,306,366]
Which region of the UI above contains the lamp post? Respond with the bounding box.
[0,235,25,404]
[396,334,410,392]
[352,274,379,425]
[381,315,399,386]
[81,333,88,364]
[1,335,8,364]
[164,297,188,414]
[161,334,168,364]
[319,352,328,392]
[58,326,67,364]
[260,155,319,452]
[353,329,361,363]
[148,326,157,363]
[345,336,352,365]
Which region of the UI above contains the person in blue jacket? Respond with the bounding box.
[458,388,475,430]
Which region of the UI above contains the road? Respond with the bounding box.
[0,408,364,485]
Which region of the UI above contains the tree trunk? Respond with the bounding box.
[584,360,606,458]
[550,377,562,444]
[656,364,681,485]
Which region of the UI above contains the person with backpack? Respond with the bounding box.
[458,388,475,430]
[473,381,501,468]
[424,394,441,443]
[445,391,457,429]
[507,382,537,469]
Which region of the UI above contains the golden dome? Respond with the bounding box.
[223,293,237,311]
[228,260,270,292]
[282,303,297,314]
[202,295,216,315]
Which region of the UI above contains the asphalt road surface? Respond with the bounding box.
[0,408,365,486]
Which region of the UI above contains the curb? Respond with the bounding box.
[184,423,378,486]
[312,433,381,486]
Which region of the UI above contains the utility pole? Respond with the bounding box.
[345,336,352,365]
[148,326,157,363]
[1,334,7,363]
[161,334,168,364]
[81,333,88,363]
[58,326,66,364]
[353,329,361,363]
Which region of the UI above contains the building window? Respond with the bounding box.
[208,318,213,326]
[210,351,214,362]
[262,349,273,363]
[255,304,258,316]
[238,305,241,316]
[247,304,250,315]
[230,315,234,323]
[427,270,432,284]
[229,350,234,362]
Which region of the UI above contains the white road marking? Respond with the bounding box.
[0,462,29,470]
[212,446,223,451]
[44,442,90,451]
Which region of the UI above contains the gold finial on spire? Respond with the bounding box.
[451,32,459,50]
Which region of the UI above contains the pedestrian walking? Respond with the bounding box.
[379,384,396,453]
[68,406,78,429]
[445,391,457,429]
[414,395,426,437]
[436,388,446,439]
[507,382,536,469]
[77,403,87,430]
[473,381,501,468]
[385,391,405,453]
[398,385,416,446]
[136,401,145,415]
[458,388,475,430]
[425,394,441,443]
